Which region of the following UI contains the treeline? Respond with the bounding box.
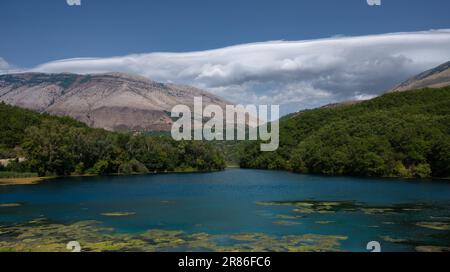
[240,87,450,179]
[0,102,226,177]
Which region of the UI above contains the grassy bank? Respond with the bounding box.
[0,172,45,186]
[0,171,38,179]
[0,171,42,186]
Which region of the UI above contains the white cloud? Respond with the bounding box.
[0,57,26,75]
[0,58,9,69]
[0,57,18,74]
[66,0,81,6]
[31,29,450,114]
[352,92,377,101]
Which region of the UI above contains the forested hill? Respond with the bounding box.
[0,102,226,177]
[240,87,450,179]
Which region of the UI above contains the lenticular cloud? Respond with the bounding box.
[32,29,450,114]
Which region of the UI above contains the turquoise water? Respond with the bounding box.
[1,169,450,252]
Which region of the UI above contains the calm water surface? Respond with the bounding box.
[1,169,450,252]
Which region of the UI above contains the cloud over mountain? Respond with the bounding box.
[0,58,11,73]
[31,29,450,114]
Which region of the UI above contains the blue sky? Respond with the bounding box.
[1,0,450,113]
[1,0,450,67]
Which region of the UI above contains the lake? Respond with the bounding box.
[1,169,450,252]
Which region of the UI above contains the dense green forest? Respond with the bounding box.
[0,102,226,177]
[2,87,449,180]
[240,87,450,179]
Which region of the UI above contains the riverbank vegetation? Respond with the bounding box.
[0,102,226,178]
[2,87,449,181]
[240,87,450,179]
[0,171,37,179]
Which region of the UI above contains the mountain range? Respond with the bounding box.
[0,72,230,132]
[314,61,450,110]
[0,61,449,132]
[389,61,450,92]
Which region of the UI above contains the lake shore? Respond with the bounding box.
[0,167,225,186]
[1,169,450,252]
[0,176,46,186]
[1,166,448,187]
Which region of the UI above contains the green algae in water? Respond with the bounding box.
[272,220,302,226]
[416,222,450,231]
[257,200,360,214]
[0,219,347,252]
[381,236,409,243]
[2,170,450,252]
[0,203,22,208]
[229,233,267,241]
[101,212,136,217]
[315,221,334,225]
[2,200,446,252]
[361,208,397,215]
[274,214,303,220]
[256,200,436,216]
[415,246,450,252]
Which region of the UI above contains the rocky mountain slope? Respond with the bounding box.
[304,60,450,111]
[390,61,450,92]
[0,72,233,132]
